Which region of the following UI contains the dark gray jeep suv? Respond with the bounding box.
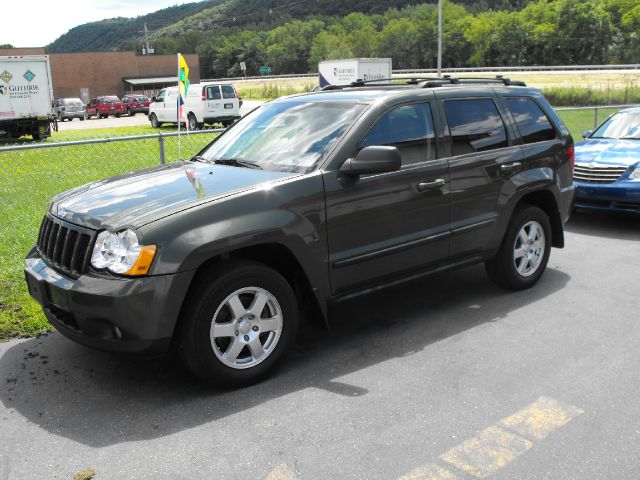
[25,77,575,386]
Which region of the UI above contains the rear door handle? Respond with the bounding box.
[500,162,522,170]
[417,178,445,191]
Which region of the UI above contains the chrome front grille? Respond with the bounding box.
[37,215,95,277]
[573,164,628,184]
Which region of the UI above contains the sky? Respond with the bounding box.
[1,0,194,47]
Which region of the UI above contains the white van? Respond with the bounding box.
[148,83,241,129]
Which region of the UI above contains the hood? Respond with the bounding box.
[51,161,296,230]
[575,138,640,167]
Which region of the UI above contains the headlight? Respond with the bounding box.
[629,165,640,181]
[91,229,156,276]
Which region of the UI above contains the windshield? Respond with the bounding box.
[201,100,367,172]
[591,110,640,139]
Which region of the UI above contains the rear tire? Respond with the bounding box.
[178,260,299,387]
[127,108,133,116]
[187,113,198,131]
[485,204,552,290]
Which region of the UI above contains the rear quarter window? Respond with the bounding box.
[444,98,508,156]
[221,85,236,99]
[506,97,557,144]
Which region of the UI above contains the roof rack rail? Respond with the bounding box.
[321,77,425,90]
[420,75,526,88]
[319,75,526,91]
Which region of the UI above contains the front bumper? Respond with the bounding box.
[574,180,640,214]
[24,248,194,355]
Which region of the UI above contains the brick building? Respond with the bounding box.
[0,48,200,101]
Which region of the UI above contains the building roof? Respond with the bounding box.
[123,76,178,85]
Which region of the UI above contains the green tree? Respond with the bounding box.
[377,18,419,68]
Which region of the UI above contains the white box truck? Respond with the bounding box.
[318,58,392,88]
[0,55,55,140]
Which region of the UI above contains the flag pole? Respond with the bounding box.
[177,52,181,161]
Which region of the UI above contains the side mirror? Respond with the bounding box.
[582,130,592,139]
[340,146,401,176]
[151,96,157,103]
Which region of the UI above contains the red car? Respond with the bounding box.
[86,96,124,119]
[121,95,151,116]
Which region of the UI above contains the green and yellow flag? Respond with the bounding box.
[178,53,190,101]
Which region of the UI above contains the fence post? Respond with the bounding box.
[158,134,166,165]
[594,107,598,129]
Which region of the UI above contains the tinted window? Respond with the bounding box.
[207,86,221,100]
[444,98,507,155]
[506,98,556,143]
[360,103,436,165]
[221,85,236,99]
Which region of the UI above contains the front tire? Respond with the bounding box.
[149,113,161,128]
[178,260,299,387]
[485,204,552,290]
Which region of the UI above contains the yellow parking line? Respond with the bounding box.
[440,425,533,478]
[500,396,585,440]
[265,463,297,480]
[398,463,458,480]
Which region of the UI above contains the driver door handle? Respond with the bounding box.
[417,178,445,191]
[500,161,522,170]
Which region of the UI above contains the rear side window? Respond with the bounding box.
[506,97,556,144]
[444,98,507,155]
[221,85,236,99]
[360,103,436,165]
[207,86,221,100]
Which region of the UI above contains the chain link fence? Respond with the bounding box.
[1,103,637,336]
[0,128,222,336]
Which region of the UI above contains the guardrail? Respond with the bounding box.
[202,64,640,83]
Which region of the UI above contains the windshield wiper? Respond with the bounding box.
[191,155,209,163]
[619,137,640,140]
[213,158,263,169]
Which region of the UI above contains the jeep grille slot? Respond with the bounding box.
[37,215,94,277]
[573,164,628,184]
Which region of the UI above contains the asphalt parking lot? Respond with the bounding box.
[0,210,638,480]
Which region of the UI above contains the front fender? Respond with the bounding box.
[137,172,330,303]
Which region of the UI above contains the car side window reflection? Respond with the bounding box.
[360,103,436,166]
[444,98,507,155]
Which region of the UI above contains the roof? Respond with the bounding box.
[123,76,178,85]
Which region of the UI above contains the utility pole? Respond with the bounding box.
[437,0,442,77]
[144,23,151,55]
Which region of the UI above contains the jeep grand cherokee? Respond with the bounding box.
[25,77,575,386]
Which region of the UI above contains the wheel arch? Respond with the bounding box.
[172,242,329,342]
[515,189,564,248]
